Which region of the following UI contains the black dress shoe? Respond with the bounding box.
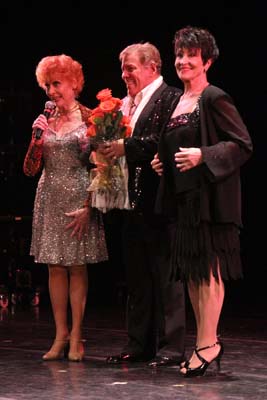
[148,356,182,367]
[106,352,150,364]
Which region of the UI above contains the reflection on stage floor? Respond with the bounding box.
[0,288,266,400]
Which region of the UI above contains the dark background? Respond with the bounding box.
[0,1,266,311]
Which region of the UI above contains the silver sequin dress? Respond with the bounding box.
[29,124,108,266]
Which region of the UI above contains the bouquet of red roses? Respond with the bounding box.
[86,88,132,213]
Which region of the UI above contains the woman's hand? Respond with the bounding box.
[175,147,202,172]
[151,153,163,176]
[65,207,90,240]
[32,114,48,142]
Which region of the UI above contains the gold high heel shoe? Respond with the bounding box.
[42,339,69,361]
[68,339,85,362]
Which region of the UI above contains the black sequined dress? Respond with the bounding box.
[162,100,242,284]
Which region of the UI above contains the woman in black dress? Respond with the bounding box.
[151,26,253,377]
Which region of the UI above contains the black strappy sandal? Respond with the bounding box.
[180,341,224,378]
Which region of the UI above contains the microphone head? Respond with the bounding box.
[45,101,56,111]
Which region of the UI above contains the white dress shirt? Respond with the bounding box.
[121,75,164,132]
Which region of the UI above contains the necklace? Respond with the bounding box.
[181,84,209,100]
[181,91,203,100]
[54,102,80,118]
[52,102,80,132]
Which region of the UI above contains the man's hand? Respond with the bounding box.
[151,153,163,176]
[98,139,125,162]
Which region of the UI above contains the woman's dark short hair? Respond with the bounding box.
[174,26,219,64]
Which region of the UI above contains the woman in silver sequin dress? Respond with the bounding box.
[23,54,108,361]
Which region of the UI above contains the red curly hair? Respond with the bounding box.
[35,54,84,97]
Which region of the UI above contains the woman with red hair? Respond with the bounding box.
[24,54,108,362]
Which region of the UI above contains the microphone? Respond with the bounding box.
[34,101,56,139]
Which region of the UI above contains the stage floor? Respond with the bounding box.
[0,294,266,400]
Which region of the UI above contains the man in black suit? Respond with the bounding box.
[102,42,185,367]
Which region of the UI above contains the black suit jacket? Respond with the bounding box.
[124,82,182,220]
